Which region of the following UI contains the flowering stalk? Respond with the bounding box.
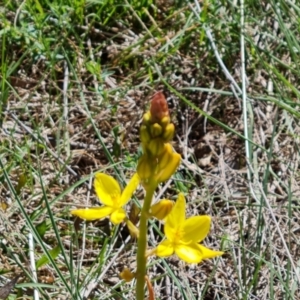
[70,91,223,300]
[135,177,157,299]
[135,91,180,299]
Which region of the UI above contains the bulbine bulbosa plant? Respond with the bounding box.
[71,91,224,299]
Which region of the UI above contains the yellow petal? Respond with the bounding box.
[197,244,224,259]
[94,173,121,206]
[71,206,113,221]
[182,216,211,243]
[119,173,140,206]
[156,239,174,258]
[164,193,186,241]
[175,242,203,263]
[110,208,126,224]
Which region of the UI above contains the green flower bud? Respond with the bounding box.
[158,143,172,170]
[161,116,170,128]
[148,138,164,157]
[140,125,151,144]
[150,123,162,138]
[142,112,151,124]
[137,155,154,181]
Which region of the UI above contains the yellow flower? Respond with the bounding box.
[71,173,140,225]
[155,194,223,263]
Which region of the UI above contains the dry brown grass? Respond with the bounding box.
[1,1,300,299]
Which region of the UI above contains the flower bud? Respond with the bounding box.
[126,219,140,238]
[150,123,162,138]
[158,143,173,170]
[150,91,169,123]
[137,155,154,181]
[129,202,140,225]
[156,152,181,183]
[150,199,174,220]
[148,138,164,157]
[163,123,175,142]
[143,111,151,124]
[120,267,135,282]
[161,116,171,128]
[140,125,151,144]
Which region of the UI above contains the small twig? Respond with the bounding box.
[63,61,70,152]
[156,178,172,202]
[203,81,215,133]
[78,174,94,271]
[14,0,26,27]
[240,0,253,185]
[62,60,70,161]
[28,233,39,300]
[85,16,102,104]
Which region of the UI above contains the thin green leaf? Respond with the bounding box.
[36,246,61,269]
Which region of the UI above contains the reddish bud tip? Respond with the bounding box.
[150,91,169,122]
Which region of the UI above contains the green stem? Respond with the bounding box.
[136,179,157,300]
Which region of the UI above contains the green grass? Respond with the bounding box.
[1,0,300,299]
